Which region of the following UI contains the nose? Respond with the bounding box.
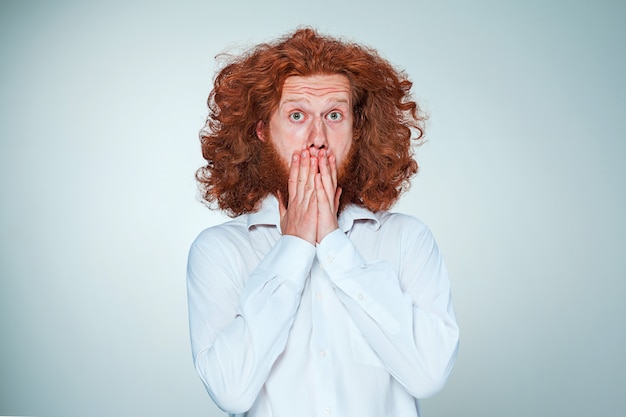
[308,118,327,156]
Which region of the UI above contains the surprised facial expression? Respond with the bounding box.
[259,74,354,170]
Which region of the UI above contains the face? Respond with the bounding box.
[260,74,354,170]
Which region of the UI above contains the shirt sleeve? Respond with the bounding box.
[316,222,459,398]
[187,229,315,413]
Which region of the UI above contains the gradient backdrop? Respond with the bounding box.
[1,1,624,416]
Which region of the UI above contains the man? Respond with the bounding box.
[187,28,459,417]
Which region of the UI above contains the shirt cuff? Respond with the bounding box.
[316,229,367,279]
[256,234,316,290]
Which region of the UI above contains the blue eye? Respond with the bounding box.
[327,111,343,121]
[289,112,304,121]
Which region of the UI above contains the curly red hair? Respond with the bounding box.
[197,27,425,216]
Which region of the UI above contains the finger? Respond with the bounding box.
[287,152,300,202]
[305,153,317,198]
[302,155,317,210]
[315,173,338,243]
[296,150,310,201]
[318,150,336,207]
[277,191,286,218]
[318,149,330,177]
[308,176,318,211]
[315,173,328,204]
[315,172,335,219]
[328,151,338,188]
[334,186,342,214]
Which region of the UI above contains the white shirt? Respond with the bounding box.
[187,196,459,417]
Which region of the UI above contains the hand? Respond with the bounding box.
[278,150,319,245]
[315,149,341,243]
[278,149,341,245]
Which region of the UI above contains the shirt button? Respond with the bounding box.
[316,292,324,301]
[319,349,327,358]
[323,406,332,415]
[358,293,364,301]
[326,256,334,264]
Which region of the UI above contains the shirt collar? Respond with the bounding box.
[247,195,281,231]
[338,203,380,233]
[247,195,380,233]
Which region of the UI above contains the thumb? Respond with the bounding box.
[277,191,286,219]
[334,187,342,212]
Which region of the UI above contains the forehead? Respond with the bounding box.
[280,74,352,103]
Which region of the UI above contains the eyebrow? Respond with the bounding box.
[280,98,351,106]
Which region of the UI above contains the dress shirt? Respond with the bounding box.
[187,196,459,417]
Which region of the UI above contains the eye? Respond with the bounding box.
[327,111,343,121]
[289,111,304,121]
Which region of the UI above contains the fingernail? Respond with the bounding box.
[293,154,298,161]
[301,150,308,158]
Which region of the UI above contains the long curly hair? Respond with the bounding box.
[197,28,425,217]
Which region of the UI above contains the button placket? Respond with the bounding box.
[310,262,336,416]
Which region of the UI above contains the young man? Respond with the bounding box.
[187,28,459,417]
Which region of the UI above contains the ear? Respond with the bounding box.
[255,120,266,142]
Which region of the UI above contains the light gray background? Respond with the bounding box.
[1,1,624,416]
